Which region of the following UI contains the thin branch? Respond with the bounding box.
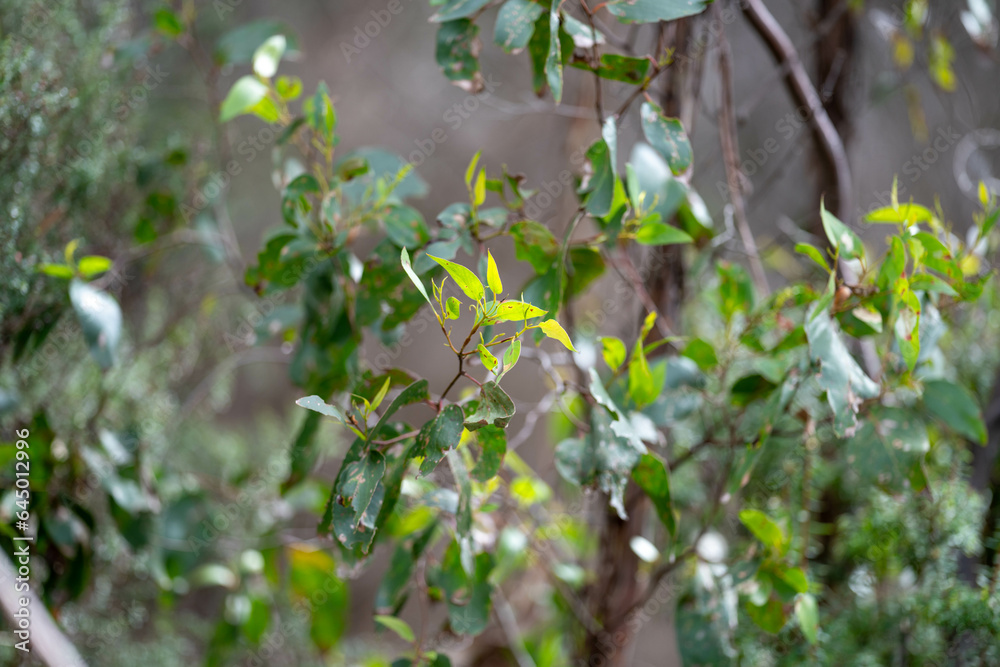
[741,0,853,221]
[580,0,605,127]
[0,548,88,666]
[493,588,538,667]
[716,11,770,296]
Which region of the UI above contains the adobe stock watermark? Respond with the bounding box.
[339,0,419,63]
[404,74,503,169]
[180,121,282,223]
[53,59,169,177]
[852,124,964,222]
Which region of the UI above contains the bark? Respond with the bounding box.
[580,16,706,666]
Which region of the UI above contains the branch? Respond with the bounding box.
[0,547,88,666]
[716,12,770,296]
[741,0,852,220]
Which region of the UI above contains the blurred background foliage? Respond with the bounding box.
[1,0,1000,666]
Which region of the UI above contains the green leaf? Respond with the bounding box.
[252,34,286,78]
[370,378,392,413]
[418,404,466,475]
[69,279,122,370]
[464,381,516,431]
[427,254,485,301]
[580,138,617,218]
[446,296,462,319]
[717,261,755,321]
[605,0,710,23]
[510,221,559,272]
[303,81,336,142]
[38,263,74,279]
[490,300,547,322]
[640,101,692,175]
[431,0,492,22]
[600,336,626,372]
[486,250,503,295]
[465,151,481,187]
[64,238,79,266]
[909,273,958,296]
[795,243,831,272]
[295,395,347,422]
[477,344,498,372]
[804,308,880,438]
[340,451,387,523]
[776,565,809,594]
[572,53,650,83]
[632,454,676,536]
[76,255,113,278]
[371,380,431,444]
[635,220,694,246]
[219,76,268,122]
[877,236,907,290]
[923,379,988,444]
[288,547,348,651]
[473,168,486,206]
[436,20,483,91]
[494,0,545,53]
[746,597,786,634]
[276,75,302,100]
[682,338,718,371]
[865,202,934,224]
[501,340,521,376]
[384,205,431,249]
[538,319,576,351]
[545,8,563,103]
[796,593,819,644]
[374,615,415,642]
[471,425,506,482]
[154,8,184,37]
[400,248,432,305]
[820,199,864,260]
[628,347,656,408]
[894,304,920,372]
[428,540,494,635]
[845,406,928,491]
[627,143,688,220]
[739,509,785,551]
[560,16,604,48]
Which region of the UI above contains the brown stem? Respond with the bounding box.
[716,9,770,296]
[741,0,852,221]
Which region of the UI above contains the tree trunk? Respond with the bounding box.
[580,16,706,666]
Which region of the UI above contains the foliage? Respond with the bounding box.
[3,0,1000,666]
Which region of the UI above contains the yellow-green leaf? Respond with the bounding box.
[487,250,503,295]
[446,296,461,319]
[465,150,481,188]
[538,319,576,351]
[491,300,546,322]
[864,203,934,224]
[77,255,113,278]
[474,168,486,207]
[478,344,498,372]
[370,377,391,413]
[427,254,485,301]
[600,336,626,372]
[374,615,415,643]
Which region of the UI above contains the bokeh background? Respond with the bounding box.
[2,0,999,665]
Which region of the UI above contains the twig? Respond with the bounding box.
[0,549,87,666]
[716,11,770,296]
[741,0,853,221]
[612,247,676,341]
[580,0,604,127]
[493,588,538,667]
